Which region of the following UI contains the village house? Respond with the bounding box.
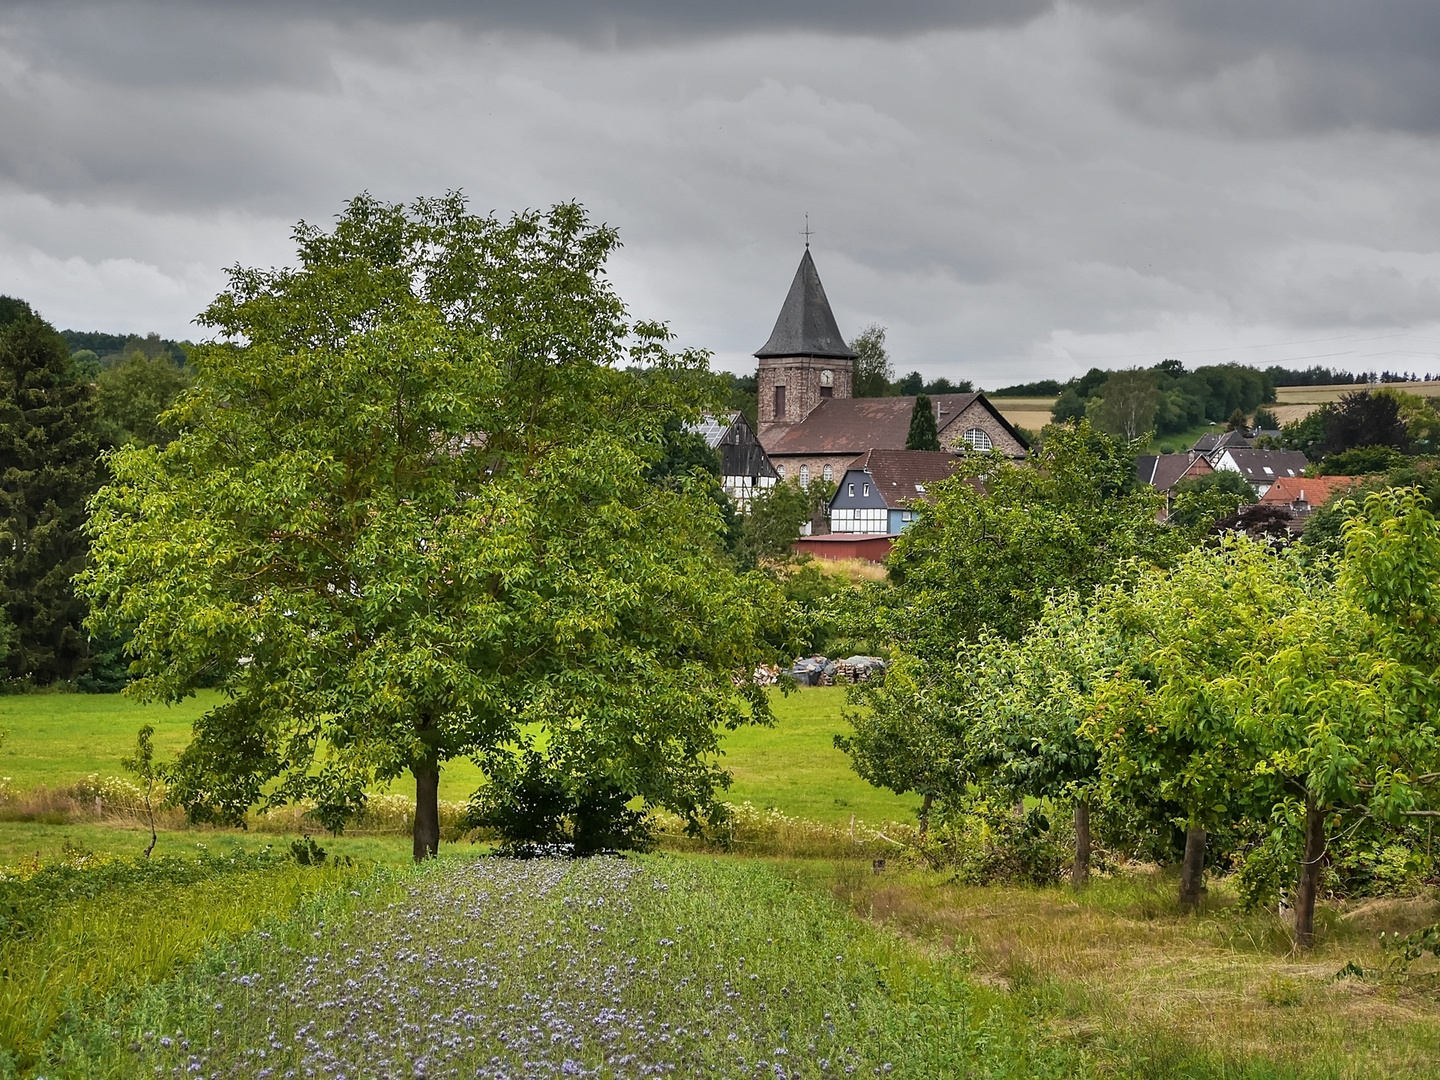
[828,449,963,535]
[751,248,1026,485]
[1211,447,1309,497]
[691,411,777,509]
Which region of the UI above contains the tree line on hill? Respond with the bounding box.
[0,299,196,692]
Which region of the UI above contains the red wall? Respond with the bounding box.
[792,534,894,563]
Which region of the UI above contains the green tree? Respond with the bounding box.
[965,591,1122,885]
[81,195,792,861]
[1226,408,1248,432]
[0,298,104,685]
[741,479,833,563]
[837,652,963,838]
[1087,369,1160,442]
[1166,469,1257,529]
[1050,387,1087,423]
[851,324,893,398]
[121,722,165,858]
[880,420,1175,659]
[1086,538,1314,910]
[1254,407,1280,430]
[96,352,194,447]
[905,394,940,451]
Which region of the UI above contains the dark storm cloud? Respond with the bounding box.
[1086,1,1440,133]
[2,1,1440,380]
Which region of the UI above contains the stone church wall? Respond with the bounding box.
[758,356,853,424]
[939,400,1027,458]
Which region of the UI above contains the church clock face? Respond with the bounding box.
[819,368,834,398]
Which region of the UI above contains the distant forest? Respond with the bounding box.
[62,329,191,371]
[991,363,1427,398]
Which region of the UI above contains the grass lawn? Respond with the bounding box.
[0,685,914,826]
[1146,421,1221,454]
[0,690,218,790]
[721,686,918,825]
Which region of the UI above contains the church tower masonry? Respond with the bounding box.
[755,249,856,430]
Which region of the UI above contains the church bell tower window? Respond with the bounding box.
[774,384,787,419]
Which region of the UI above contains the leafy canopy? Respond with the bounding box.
[81,194,792,837]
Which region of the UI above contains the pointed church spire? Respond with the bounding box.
[754,249,856,360]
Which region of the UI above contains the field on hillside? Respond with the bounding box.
[1272,381,1440,423]
[987,395,1055,433]
[992,382,1440,435]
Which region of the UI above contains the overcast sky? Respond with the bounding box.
[3,1,1440,385]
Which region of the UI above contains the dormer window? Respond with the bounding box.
[847,483,855,497]
[962,428,993,452]
[862,483,870,497]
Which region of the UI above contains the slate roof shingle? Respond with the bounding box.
[754,249,857,360]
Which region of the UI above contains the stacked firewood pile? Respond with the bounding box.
[787,655,887,686]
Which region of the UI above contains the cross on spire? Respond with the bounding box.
[800,214,812,248]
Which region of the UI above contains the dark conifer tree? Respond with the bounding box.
[0,298,104,684]
[906,393,941,451]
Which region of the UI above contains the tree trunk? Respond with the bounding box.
[413,764,440,862]
[1294,796,1326,950]
[1179,827,1206,911]
[919,792,934,840]
[1072,799,1091,888]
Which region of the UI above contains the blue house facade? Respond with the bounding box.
[827,449,961,535]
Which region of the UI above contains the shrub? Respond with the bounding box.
[465,752,655,856]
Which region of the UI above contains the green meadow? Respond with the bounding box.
[0,685,916,824]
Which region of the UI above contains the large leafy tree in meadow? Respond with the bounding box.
[81,194,791,860]
[0,298,104,685]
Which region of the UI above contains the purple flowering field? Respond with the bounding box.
[106,856,1078,1080]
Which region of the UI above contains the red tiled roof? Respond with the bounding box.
[1257,475,1362,508]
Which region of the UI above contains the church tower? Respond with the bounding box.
[755,249,855,428]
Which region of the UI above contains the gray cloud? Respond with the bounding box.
[2,1,1440,385]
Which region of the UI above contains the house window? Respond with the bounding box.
[962,428,993,452]
[777,464,785,479]
[799,465,810,486]
[823,464,833,482]
[820,369,834,398]
[902,511,912,521]
[862,483,870,497]
[847,482,855,497]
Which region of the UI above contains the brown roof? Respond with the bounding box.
[1137,452,1203,492]
[846,449,965,507]
[761,393,1024,456]
[1257,475,1362,508]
